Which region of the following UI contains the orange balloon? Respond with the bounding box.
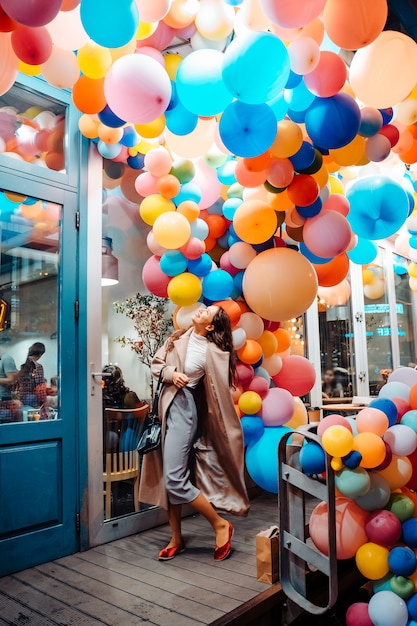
[72,75,106,114]
[237,339,263,365]
[156,174,181,199]
[215,299,242,327]
[323,0,388,50]
[243,151,272,172]
[20,200,43,219]
[313,254,349,287]
[273,328,291,352]
[409,382,417,410]
[267,189,295,212]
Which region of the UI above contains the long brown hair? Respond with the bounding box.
[166,306,236,385]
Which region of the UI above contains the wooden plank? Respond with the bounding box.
[48,555,221,624]
[0,591,61,626]
[1,577,107,626]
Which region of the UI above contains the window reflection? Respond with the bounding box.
[0,84,66,173]
[0,188,60,423]
[395,254,417,368]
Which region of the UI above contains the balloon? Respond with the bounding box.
[379,381,411,402]
[347,237,378,265]
[272,355,316,397]
[285,397,308,430]
[104,54,172,124]
[243,248,318,322]
[368,591,408,626]
[41,46,79,89]
[176,49,232,116]
[390,367,417,388]
[299,441,326,475]
[219,101,277,158]
[238,312,264,340]
[401,410,417,433]
[238,390,262,415]
[346,603,373,626]
[335,467,371,499]
[145,147,172,177]
[202,269,234,301]
[11,25,52,65]
[388,546,417,577]
[317,414,352,437]
[304,51,347,98]
[287,174,319,207]
[261,387,294,427]
[160,250,188,276]
[353,432,386,469]
[142,255,170,297]
[323,0,388,50]
[167,272,202,306]
[140,194,175,226]
[303,210,352,259]
[356,407,389,437]
[384,424,417,457]
[1,0,62,27]
[350,31,417,108]
[245,426,291,493]
[136,0,171,22]
[175,303,205,329]
[356,543,390,580]
[365,510,402,546]
[260,0,326,29]
[354,472,391,512]
[222,31,290,105]
[304,93,361,150]
[321,424,353,457]
[387,492,415,522]
[153,212,191,250]
[402,518,417,549]
[309,497,368,559]
[246,376,270,400]
[377,455,413,490]
[80,0,139,48]
[72,75,106,115]
[287,37,320,76]
[240,415,264,447]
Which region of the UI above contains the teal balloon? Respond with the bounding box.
[160,251,188,277]
[284,79,315,113]
[401,410,417,434]
[354,471,391,511]
[80,0,139,48]
[241,416,264,447]
[174,183,202,205]
[245,426,291,493]
[166,101,198,136]
[176,50,233,116]
[346,176,409,240]
[219,101,277,158]
[217,159,237,186]
[267,91,288,121]
[223,32,290,105]
[335,467,371,498]
[347,237,378,264]
[202,269,234,301]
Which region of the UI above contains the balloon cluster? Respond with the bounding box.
[299,367,417,626]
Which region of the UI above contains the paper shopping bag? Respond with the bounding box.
[256,526,280,584]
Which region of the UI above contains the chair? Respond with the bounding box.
[103,404,148,519]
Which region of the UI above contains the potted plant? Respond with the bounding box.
[113,293,173,398]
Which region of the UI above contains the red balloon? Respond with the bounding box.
[272,355,316,397]
[346,603,373,626]
[304,51,347,98]
[365,510,402,547]
[0,7,17,31]
[379,124,400,148]
[392,396,411,420]
[11,25,52,65]
[287,174,319,207]
[1,0,62,27]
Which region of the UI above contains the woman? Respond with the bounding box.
[17,342,47,410]
[322,368,343,399]
[139,305,249,562]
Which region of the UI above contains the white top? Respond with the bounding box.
[184,331,208,389]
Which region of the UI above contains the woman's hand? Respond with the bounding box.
[172,371,189,388]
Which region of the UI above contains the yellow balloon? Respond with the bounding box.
[329,176,345,194]
[408,263,417,278]
[238,391,262,415]
[362,268,375,285]
[271,120,303,158]
[135,115,166,138]
[152,211,191,249]
[355,542,389,580]
[136,21,158,40]
[19,61,41,76]
[167,273,202,306]
[77,41,112,79]
[285,397,308,429]
[165,53,183,81]
[139,194,175,226]
[330,135,365,167]
[23,106,43,119]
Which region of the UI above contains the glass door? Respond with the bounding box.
[86,149,167,547]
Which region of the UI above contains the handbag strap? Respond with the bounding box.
[151,368,164,414]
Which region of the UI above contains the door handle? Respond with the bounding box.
[90,363,111,396]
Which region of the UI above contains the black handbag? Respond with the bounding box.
[137,369,164,455]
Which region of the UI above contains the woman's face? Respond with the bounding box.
[192,305,219,328]
[324,370,334,383]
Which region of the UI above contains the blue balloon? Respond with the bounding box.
[120,126,141,147]
[233,270,244,295]
[289,141,316,171]
[347,237,378,264]
[245,426,291,493]
[403,518,417,549]
[166,101,198,135]
[202,269,234,301]
[379,107,394,125]
[222,197,242,220]
[388,546,417,577]
[284,79,315,112]
[369,398,398,427]
[160,251,188,277]
[299,441,326,475]
[190,218,209,241]
[176,49,233,116]
[299,241,332,264]
[305,93,361,150]
[267,91,288,121]
[241,416,264,447]
[127,154,144,169]
[188,253,212,277]
[174,183,202,205]
[346,176,409,241]
[217,158,237,185]
[223,31,290,105]
[97,141,122,159]
[286,108,307,123]
[80,0,139,48]
[98,105,125,128]
[296,197,322,218]
[219,101,277,158]
[370,591,408,626]
[285,70,303,89]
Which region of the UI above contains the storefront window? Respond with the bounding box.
[394,254,417,367]
[0,188,60,423]
[0,83,66,173]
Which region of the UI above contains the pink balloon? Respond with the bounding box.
[136,21,174,51]
[146,230,167,257]
[2,0,62,27]
[142,255,170,297]
[260,0,327,29]
[192,160,222,210]
[303,210,352,259]
[323,194,350,216]
[136,46,165,66]
[346,603,373,626]
[245,376,270,399]
[267,158,294,188]
[180,237,205,260]
[135,0,171,22]
[317,414,353,438]
[219,251,240,276]
[135,172,159,196]
[304,51,347,98]
[104,54,172,124]
[261,387,295,426]
[0,32,19,97]
[272,355,316,397]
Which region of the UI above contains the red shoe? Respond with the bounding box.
[214,522,234,561]
[158,543,186,561]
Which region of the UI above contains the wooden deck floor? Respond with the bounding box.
[0,493,281,626]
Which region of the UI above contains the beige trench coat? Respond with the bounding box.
[139,328,250,516]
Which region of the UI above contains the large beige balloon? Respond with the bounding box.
[349,31,417,108]
[242,247,318,322]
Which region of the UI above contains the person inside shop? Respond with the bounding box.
[139,305,249,562]
[0,348,22,422]
[16,342,47,416]
[322,367,344,399]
